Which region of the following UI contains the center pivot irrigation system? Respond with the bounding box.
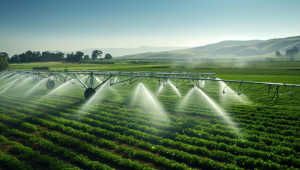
[2,70,300,103]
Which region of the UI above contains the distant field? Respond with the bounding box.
[9,60,300,70]
[8,60,300,83]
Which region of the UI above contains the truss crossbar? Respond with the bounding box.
[3,70,300,89]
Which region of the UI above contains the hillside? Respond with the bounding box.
[49,46,186,58]
[119,36,300,59]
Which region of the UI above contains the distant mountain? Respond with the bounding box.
[119,36,300,59]
[50,46,187,57]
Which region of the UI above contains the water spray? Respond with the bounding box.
[2,74,19,84]
[141,83,160,109]
[194,87,238,129]
[0,77,23,95]
[0,78,21,89]
[168,80,181,97]
[217,78,247,103]
[0,74,11,80]
[178,88,195,108]
[42,82,70,99]
[80,81,108,111]
[26,79,48,95]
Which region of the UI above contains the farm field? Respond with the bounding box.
[8,60,300,71]
[1,61,300,170]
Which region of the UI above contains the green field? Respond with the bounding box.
[1,61,300,170]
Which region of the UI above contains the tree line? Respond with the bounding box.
[275,46,299,59]
[1,50,113,63]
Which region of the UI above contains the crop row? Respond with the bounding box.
[0,114,161,170]
[0,122,116,170]
[4,83,232,129]
[237,122,300,137]
[0,108,200,170]
[234,114,300,127]
[0,151,33,170]
[2,82,300,169]
[68,103,300,146]
[0,107,245,170]
[1,89,171,125]
[230,106,300,121]
[60,109,299,159]
[1,98,298,162]
[0,135,78,170]
[33,110,298,170]
[238,118,300,134]
[0,97,298,158]
[0,108,246,169]
[0,94,242,141]
[78,110,298,156]
[7,93,298,155]
[45,110,300,168]
[65,107,300,155]
[27,115,244,170]
[1,88,244,137]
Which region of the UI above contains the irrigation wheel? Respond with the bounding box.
[46,81,55,89]
[84,88,96,100]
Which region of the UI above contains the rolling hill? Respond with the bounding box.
[119,36,300,59]
[50,46,187,58]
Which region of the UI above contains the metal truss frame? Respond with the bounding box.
[2,70,300,100]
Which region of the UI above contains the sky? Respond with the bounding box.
[1,0,300,56]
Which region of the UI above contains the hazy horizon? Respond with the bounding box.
[1,0,300,56]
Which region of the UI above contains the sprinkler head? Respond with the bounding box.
[223,90,225,94]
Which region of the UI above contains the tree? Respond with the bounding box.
[286,46,299,60]
[66,51,84,62]
[0,52,9,61]
[92,50,103,60]
[84,55,90,60]
[41,51,64,61]
[98,50,103,59]
[7,50,64,63]
[9,54,20,62]
[104,53,112,60]
[0,57,9,71]
[41,51,50,61]
[0,52,9,70]
[75,51,84,62]
[36,51,41,59]
[66,53,75,62]
[275,51,281,57]
[56,52,65,61]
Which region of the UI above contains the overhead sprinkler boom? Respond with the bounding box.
[2,70,300,103]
